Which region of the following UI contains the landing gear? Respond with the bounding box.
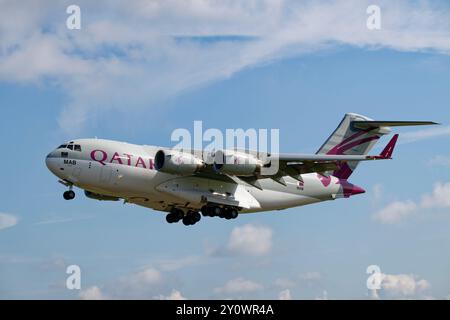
[63,190,75,200]
[224,207,239,220]
[167,205,239,226]
[201,205,221,217]
[182,211,201,226]
[166,209,201,226]
[166,208,184,224]
[201,205,239,220]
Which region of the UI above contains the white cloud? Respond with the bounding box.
[0,213,18,230]
[401,126,450,144]
[374,182,450,224]
[156,289,187,300]
[372,184,383,203]
[214,277,263,294]
[78,267,188,300]
[278,289,292,300]
[1,1,450,133]
[381,273,430,298]
[315,290,328,300]
[274,272,321,290]
[274,278,296,289]
[156,255,204,272]
[35,215,94,225]
[122,267,163,287]
[113,267,168,299]
[226,224,273,256]
[421,182,450,208]
[428,155,450,167]
[373,200,417,224]
[79,286,107,300]
[299,272,322,281]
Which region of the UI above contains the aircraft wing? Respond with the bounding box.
[275,153,385,162]
[252,134,400,185]
[154,134,400,187]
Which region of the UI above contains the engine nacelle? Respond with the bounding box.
[84,190,119,201]
[213,150,262,176]
[154,150,205,175]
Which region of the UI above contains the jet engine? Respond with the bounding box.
[154,150,205,175]
[84,190,119,201]
[213,150,262,176]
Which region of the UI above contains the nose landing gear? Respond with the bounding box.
[63,190,75,200]
[59,180,75,200]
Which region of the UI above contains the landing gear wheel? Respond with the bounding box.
[167,208,184,224]
[182,211,201,226]
[166,214,175,223]
[63,190,75,200]
[182,216,193,226]
[192,212,201,223]
[201,206,210,217]
[212,206,222,217]
[229,208,239,219]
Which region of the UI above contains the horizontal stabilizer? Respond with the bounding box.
[352,120,438,130]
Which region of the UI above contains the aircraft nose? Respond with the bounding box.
[45,151,58,174]
[45,152,52,168]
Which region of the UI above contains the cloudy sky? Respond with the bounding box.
[1,0,450,299]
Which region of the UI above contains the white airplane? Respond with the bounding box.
[45,113,436,226]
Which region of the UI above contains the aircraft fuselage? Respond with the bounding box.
[45,138,363,218]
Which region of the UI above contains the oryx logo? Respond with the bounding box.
[317,174,331,187]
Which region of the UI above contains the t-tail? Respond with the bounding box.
[316,113,437,179]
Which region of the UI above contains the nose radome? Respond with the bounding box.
[45,151,57,174]
[45,153,51,168]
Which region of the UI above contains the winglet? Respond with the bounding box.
[380,134,399,159]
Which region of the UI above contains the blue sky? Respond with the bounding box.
[1,0,450,300]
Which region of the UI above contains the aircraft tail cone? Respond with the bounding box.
[340,180,366,198]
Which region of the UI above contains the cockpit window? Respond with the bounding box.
[56,143,81,151]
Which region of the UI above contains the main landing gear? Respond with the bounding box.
[165,205,239,226]
[166,208,184,224]
[201,205,239,220]
[166,208,201,226]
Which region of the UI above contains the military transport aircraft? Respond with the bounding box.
[45,113,436,226]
